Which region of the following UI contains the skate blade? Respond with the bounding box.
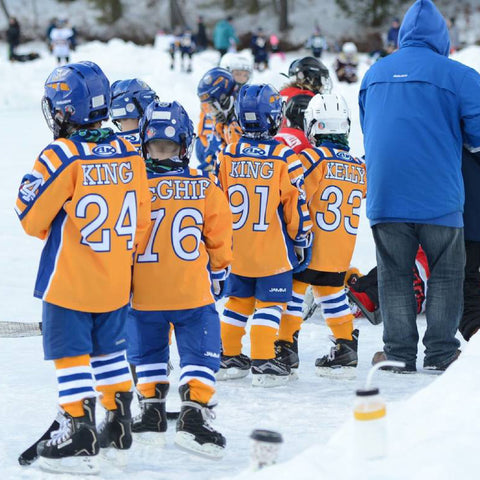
[315,366,357,379]
[132,431,166,446]
[174,431,224,460]
[38,455,99,475]
[99,447,129,468]
[216,368,249,381]
[251,374,290,387]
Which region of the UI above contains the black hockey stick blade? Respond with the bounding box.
[303,301,318,321]
[346,290,383,325]
[18,419,59,466]
[0,321,42,338]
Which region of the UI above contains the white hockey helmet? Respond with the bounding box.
[304,93,350,141]
[342,42,358,55]
[219,53,253,73]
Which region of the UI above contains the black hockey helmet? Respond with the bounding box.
[285,93,314,129]
[287,56,331,93]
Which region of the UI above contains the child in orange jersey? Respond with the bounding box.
[217,83,312,387]
[15,61,151,473]
[127,100,232,458]
[294,93,367,377]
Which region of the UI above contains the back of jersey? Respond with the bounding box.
[300,145,367,272]
[132,168,232,311]
[218,138,309,278]
[16,132,151,312]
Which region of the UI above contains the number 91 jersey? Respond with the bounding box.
[300,145,367,272]
[15,134,152,312]
[131,168,233,311]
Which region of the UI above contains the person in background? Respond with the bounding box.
[213,16,238,58]
[196,15,208,52]
[270,32,285,61]
[335,42,359,83]
[179,27,196,73]
[360,0,480,373]
[250,27,269,71]
[306,27,327,59]
[6,17,20,61]
[386,17,400,52]
[49,18,74,64]
[447,17,460,53]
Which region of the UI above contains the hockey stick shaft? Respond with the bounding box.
[18,419,59,465]
[0,321,42,338]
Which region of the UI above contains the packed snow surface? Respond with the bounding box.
[0,38,478,479]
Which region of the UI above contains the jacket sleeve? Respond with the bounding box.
[459,68,480,152]
[15,146,75,240]
[203,178,233,272]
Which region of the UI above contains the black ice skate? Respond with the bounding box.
[315,330,359,378]
[36,397,99,475]
[251,357,291,387]
[216,353,251,381]
[131,383,168,446]
[274,331,300,371]
[98,391,133,450]
[175,384,226,459]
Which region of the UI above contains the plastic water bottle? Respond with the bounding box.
[250,429,283,471]
[353,360,404,460]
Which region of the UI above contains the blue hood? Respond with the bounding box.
[398,0,450,56]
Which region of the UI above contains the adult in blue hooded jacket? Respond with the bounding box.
[359,0,480,371]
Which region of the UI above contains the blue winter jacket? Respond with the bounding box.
[359,0,480,227]
[213,20,238,51]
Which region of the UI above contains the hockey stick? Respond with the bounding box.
[18,418,59,466]
[302,301,318,321]
[346,290,382,325]
[0,321,42,338]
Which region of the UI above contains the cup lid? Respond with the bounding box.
[250,429,283,443]
[356,387,380,396]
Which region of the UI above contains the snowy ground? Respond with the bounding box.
[0,39,478,479]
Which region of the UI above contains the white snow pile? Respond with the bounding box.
[230,335,480,480]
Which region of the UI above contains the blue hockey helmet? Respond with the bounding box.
[197,67,235,107]
[42,61,110,138]
[235,83,284,136]
[139,100,195,167]
[110,78,157,124]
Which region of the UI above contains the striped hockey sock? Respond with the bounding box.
[179,366,216,404]
[278,280,308,342]
[221,297,255,356]
[250,303,284,359]
[136,362,169,398]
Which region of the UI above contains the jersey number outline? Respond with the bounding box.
[137,207,203,263]
[316,186,362,235]
[76,191,137,252]
[228,184,269,232]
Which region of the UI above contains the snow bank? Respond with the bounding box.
[230,335,480,480]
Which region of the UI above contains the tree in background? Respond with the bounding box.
[335,0,409,27]
[89,0,123,24]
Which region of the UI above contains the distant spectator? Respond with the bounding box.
[49,18,74,64]
[196,15,208,52]
[335,42,359,83]
[179,28,196,73]
[270,33,285,61]
[46,17,57,52]
[306,28,327,59]
[386,17,400,51]
[6,17,20,61]
[213,16,238,58]
[250,27,269,71]
[447,17,460,53]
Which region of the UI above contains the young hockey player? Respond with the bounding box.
[275,93,314,153]
[250,27,269,71]
[306,28,327,59]
[296,93,367,376]
[15,61,151,473]
[179,28,196,73]
[127,100,233,458]
[196,67,242,171]
[217,83,312,387]
[335,42,359,83]
[219,52,253,90]
[49,18,74,64]
[110,78,157,152]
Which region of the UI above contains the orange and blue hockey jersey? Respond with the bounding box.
[299,142,367,272]
[218,137,312,278]
[131,167,233,311]
[117,129,141,153]
[15,129,151,313]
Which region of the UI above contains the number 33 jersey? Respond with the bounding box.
[131,168,233,311]
[299,144,367,272]
[15,131,152,312]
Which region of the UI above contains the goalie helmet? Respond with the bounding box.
[284,93,314,130]
[110,78,157,124]
[287,56,332,94]
[235,83,284,136]
[139,100,194,166]
[303,93,350,142]
[42,61,110,139]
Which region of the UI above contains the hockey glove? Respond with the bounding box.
[292,232,314,273]
[211,265,231,300]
